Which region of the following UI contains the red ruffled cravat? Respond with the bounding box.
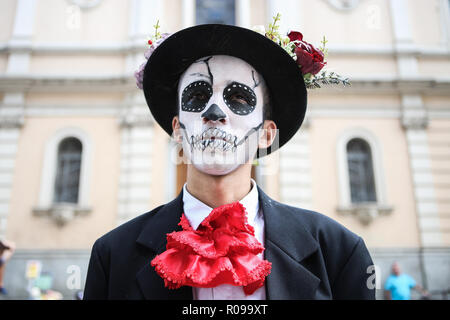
[150,202,272,295]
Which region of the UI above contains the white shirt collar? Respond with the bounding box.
[182,179,260,230]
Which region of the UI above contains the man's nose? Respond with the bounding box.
[201,104,227,122]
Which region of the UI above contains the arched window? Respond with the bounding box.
[53,137,82,204]
[35,128,92,225]
[196,0,235,25]
[346,138,377,203]
[336,129,391,224]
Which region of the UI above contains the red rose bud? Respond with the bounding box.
[294,41,326,75]
[287,31,304,43]
[148,39,153,45]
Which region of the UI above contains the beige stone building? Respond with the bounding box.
[0,0,449,299]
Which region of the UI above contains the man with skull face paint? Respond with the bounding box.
[84,25,375,300]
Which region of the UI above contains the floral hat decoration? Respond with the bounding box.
[135,15,349,90]
[135,15,349,156]
[253,13,349,89]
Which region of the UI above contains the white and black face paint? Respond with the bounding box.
[177,55,266,175]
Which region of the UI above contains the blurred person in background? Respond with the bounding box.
[384,261,429,300]
[0,239,16,295]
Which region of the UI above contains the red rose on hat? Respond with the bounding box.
[288,31,326,76]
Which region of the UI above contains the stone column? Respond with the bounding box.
[438,0,450,49]
[181,0,195,28]
[236,0,251,28]
[401,95,442,248]
[126,0,163,73]
[0,111,23,238]
[278,120,313,210]
[0,0,37,237]
[389,0,442,248]
[116,0,164,226]
[266,0,302,34]
[117,94,154,226]
[389,0,445,290]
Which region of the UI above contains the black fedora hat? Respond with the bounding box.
[142,24,307,156]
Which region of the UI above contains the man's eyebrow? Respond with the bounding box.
[188,73,210,80]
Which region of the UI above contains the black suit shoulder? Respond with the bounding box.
[94,204,163,249]
[266,199,375,299]
[269,200,361,248]
[84,205,164,299]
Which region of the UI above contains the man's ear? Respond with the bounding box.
[258,120,277,149]
[172,116,183,144]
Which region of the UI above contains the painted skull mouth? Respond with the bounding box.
[190,127,238,152]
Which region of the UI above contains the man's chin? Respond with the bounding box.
[191,153,241,176]
[183,144,258,176]
[193,163,240,176]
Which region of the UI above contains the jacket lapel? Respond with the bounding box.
[258,187,321,299]
[135,190,193,300]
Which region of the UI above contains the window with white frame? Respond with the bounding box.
[53,137,82,204]
[336,128,392,224]
[34,128,92,225]
[346,138,377,204]
[36,127,92,207]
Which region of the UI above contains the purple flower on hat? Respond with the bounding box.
[134,33,171,90]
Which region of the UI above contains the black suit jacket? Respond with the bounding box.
[83,187,375,300]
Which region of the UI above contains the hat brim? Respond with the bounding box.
[143,24,307,157]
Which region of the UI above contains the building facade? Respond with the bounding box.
[0,0,449,299]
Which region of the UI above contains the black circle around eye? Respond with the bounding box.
[223,82,257,116]
[181,81,213,113]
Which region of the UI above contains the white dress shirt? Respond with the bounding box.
[182,179,266,300]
